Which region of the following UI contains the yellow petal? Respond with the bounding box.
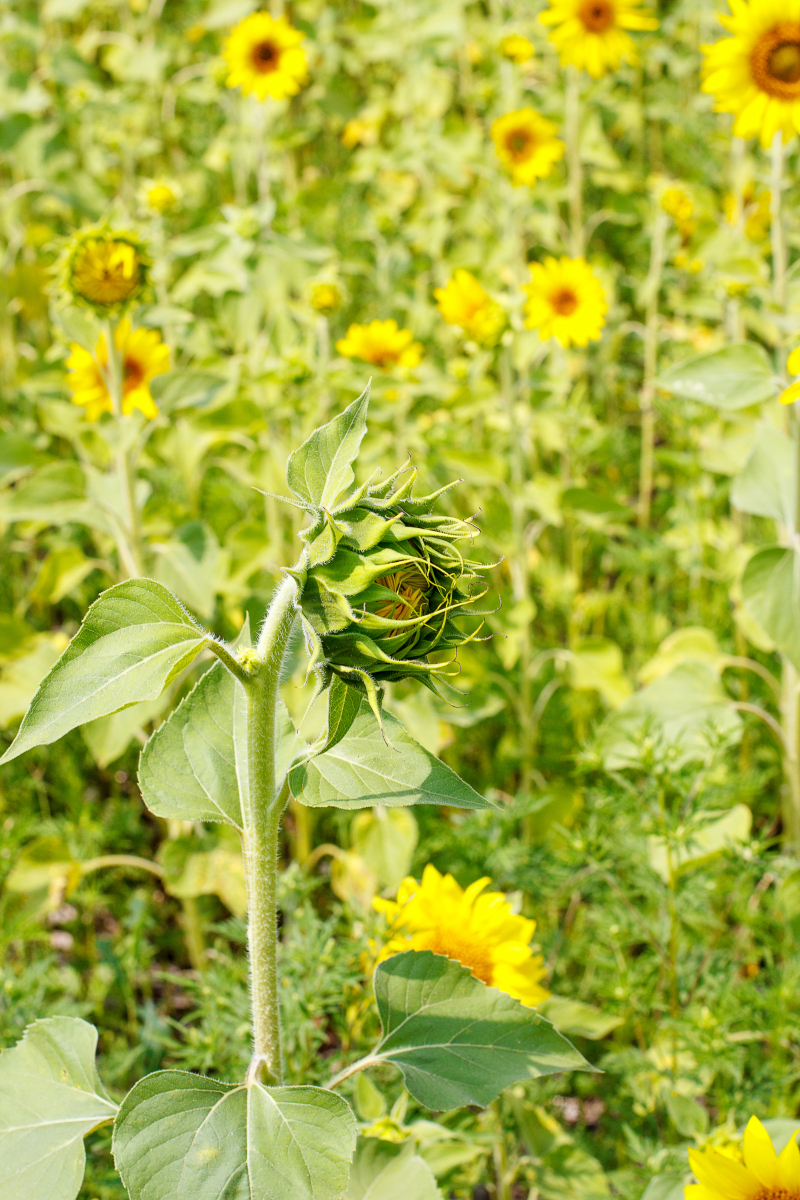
[780,381,800,406]
[787,346,800,375]
[687,1146,760,1200]
[776,1132,800,1191]
[742,1117,779,1189]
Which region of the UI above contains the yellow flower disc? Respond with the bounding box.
[702,0,800,148]
[146,184,178,213]
[499,34,536,64]
[223,13,308,101]
[524,255,608,348]
[686,1116,800,1200]
[310,283,341,312]
[69,238,143,308]
[67,320,169,421]
[374,864,550,1007]
[434,269,506,343]
[336,319,422,369]
[491,108,565,186]
[539,0,658,78]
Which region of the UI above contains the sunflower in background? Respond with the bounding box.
[434,270,506,344]
[780,345,800,405]
[491,108,565,186]
[540,0,658,78]
[499,34,536,64]
[701,0,800,149]
[67,321,169,421]
[65,231,148,312]
[336,319,422,369]
[686,1116,800,1200]
[524,255,608,348]
[223,13,308,100]
[374,865,550,1007]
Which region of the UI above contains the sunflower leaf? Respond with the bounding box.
[287,382,370,508]
[369,951,591,1108]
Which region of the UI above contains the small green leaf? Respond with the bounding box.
[741,546,800,671]
[0,579,208,765]
[346,1138,442,1200]
[665,1092,709,1138]
[730,426,795,525]
[352,806,418,891]
[656,343,779,410]
[537,996,623,1041]
[289,698,491,810]
[287,384,370,508]
[0,1017,117,1200]
[370,951,589,1109]
[113,1070,357,1200]
[149,370,225,410]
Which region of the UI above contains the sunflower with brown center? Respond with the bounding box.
[66,320,169,421]
[223,13,308,101]
[491,108,564,186]
[702,0,800,148]
[524,255,608,348]
[539,0,658,78]
[64,231,148,312]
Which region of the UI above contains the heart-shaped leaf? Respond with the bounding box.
[113,1070,357,1200]
[656,343,779,410]
[0,1017,117,1200]
[289,699,491,810]
[287,383,370,508]
[1,579,208,765]
[369,951,590,1108]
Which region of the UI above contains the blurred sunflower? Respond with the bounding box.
[336,319,422,369]
[144,182,179,213]
[434,270,506,344]
[66,233,146,310]
[309,282,342,312]
[374,865,550,1007]
[686,1116,800,1200]
[539,0,658,78]
[491,108,564,186]
[524,256,608,347]
[781,344,800,404]
[223,13,308,100]
[499,33,536,63]
[701,0,800,148]
[67,320,169,421]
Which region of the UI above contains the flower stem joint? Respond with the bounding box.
[283,405,492,722]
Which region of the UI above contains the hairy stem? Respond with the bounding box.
[242,576,297,1085]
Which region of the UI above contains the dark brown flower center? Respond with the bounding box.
[751,24,800,97]
[123,355,145,388]
[506,129,534,161]
[578,0,614,33]
[251,39,279,72]
[551,287,579,316]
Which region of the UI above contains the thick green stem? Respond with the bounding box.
[565,67,583,257]
[242,576,297,1086]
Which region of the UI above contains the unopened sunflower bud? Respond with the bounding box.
[61,227,150,313]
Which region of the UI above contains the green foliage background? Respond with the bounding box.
[1,0,799,1196]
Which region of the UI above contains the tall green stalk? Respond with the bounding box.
[242,576,297,1085]
[565,67,583,258]
[103,318,144,579]
[638,207,668,530]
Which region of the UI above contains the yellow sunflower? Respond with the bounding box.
[524,256,608,348]
[686,1116,800,1200]
[66,320,169,421]
[66,233,147,311]
[781,344,800,404]
[309,282,342,312]
[374,864,550,1007]
[702,0,800,148]
[539,0,658,78]
[499,34,536,64]
[491,108,565,186]
[434,269,506,344]
[336,319,422,370]
[223,13,308,101]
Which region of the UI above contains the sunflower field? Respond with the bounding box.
[3,0,800,1197]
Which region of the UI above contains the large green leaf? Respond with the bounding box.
[0,580,208,765]
[741,546,800,670]
[288,698,491,810]
[656,343,779,411]
[0,1017,117,1200]
[369,951,589,1108]
[138,657,303,827]
[730,426,795,526]
[346,1138,442,1200]
[113,1070,357,1200]
[286,385,370,508]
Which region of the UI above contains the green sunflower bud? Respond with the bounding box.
[280,387,489,709]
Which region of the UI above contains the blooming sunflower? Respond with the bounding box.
[524,256,608,348]
[66,320,169,421]
[539,0,658,78]
[223,13,308,101]
[66,232,147,311]
[702,0,800,148]
[434,270,506,344]
[686,1116,800,1200]
[374,864,550,1007]
[499,33,536,63]
[491,108,565,186]
[336,319,422,370]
